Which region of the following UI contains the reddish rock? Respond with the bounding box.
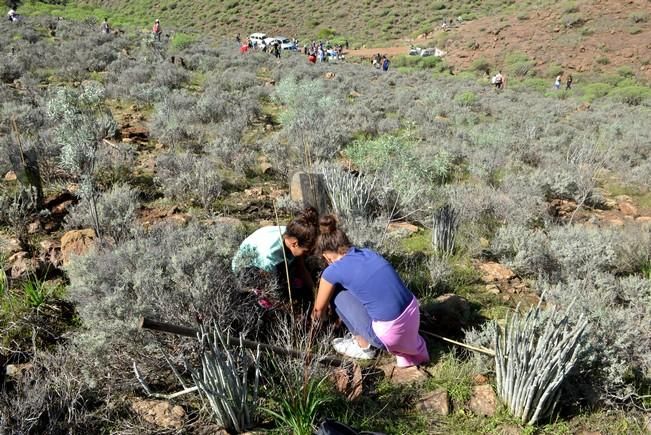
[130,399,185,429]
[379,363,428,385]
[479,262,515,283]
[387,221,420,235]
[3,171,17,181]
[473,374,489,385]
[416,389,450,415]
[636,216,651,223]
[617,201,638,217]
[61,229,96,266]
[8,251,42,279]
[469,384,498,417]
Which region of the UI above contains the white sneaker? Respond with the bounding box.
[332,332,354,347]
[332,337,376,360]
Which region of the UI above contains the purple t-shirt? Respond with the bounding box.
[322,247,414,321]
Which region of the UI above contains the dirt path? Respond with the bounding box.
[346,46,410,59]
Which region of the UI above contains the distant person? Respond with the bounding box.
[382,56,390,72]
[308,53,317,63]
[492,71,504,90]
[554,74,562,90]
[100,17,110,34]
[566,74,573,90]
[7,9,18,22]
[152,19,162,41]
[239,43,249,54]
[236,33,241,44]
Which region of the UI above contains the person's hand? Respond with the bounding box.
[311,308,323,324]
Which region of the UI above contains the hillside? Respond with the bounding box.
[42,0,651,79]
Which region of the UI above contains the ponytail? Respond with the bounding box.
[285,206,319,249]
[317,214,351,255]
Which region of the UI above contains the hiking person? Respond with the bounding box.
[492,71,504,90]
[152,19,162,41]
[236,33,241,45]
[100,17,110,34]
[554,74,562,90]
[308,52,317,64]
[311,215,429,366]
[7,9,18,22]
[382,56,390,72]
[232,207,319,308]
[566,74,573,90]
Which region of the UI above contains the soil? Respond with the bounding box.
[346,0,651,80]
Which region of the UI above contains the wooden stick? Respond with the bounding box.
[139,317,345,367]
[421,330,496,356]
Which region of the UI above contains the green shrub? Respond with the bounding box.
[561,13,585,28]
[471,57,491,74]
[454,90,477,107]
[170,32,196,51]
[629,12,648,23]
[609,85,651,106]
[316,27,336,40]
[596,56,610,65]
[581,82,613,101]
[392,54,443,70]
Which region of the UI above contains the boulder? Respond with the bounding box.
[636,216,651,223]
[617,201,638,217]
[8,251,42,280]
[468,384,498,417]
[5,363,33,379]
[387,222,419,235]
[472,373,489,385]
[324,71,336,79]
[60,229,96,266]
[0,236,22,257]
[416,389,450,415]
[289,172,330,214]
[39,239,63,268]
[479,262,515,283]
[379,363,428,385]
[3,170,17,181]
[130,399,185,429]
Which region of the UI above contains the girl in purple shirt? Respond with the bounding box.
[312,215,429,366]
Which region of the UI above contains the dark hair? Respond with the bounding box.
[316,215,351,255]
[284,207,319,249]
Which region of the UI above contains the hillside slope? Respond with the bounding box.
[54,0,651,79]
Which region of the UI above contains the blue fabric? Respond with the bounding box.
[333,290,384,349]
[322,248,413,321]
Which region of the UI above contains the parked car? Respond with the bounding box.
[273,37,296,50]
[249,32,267,47]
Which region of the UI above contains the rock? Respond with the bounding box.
[617,201,638,217]
[379,363,428,385]
[60,229,96,266]
[131,399,186,429]
[636,216,651,223]
[387,222,419,235]
[468,384,498,417]
[416,389,450,415]
[479,262,515,283]
[498,424,523,435]
[324,71,336,79]
[3,170,17,181]
[289,172,330,214]
[486,284,500,294]
[5,363,33,378]
[472,373,489,385]
[0,236,21,257]
[8,251,42,280]
[39,240,63,267]
[51,200,74,215]
[330,364,364,400]
[28,220,41,234]
[604,216,624,226]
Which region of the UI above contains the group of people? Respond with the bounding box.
[554,73,573,90]
[231,208,429,367]
[371,53,391,71]
[304,41,347,63]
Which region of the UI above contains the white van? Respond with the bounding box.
[249,33,267,47]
